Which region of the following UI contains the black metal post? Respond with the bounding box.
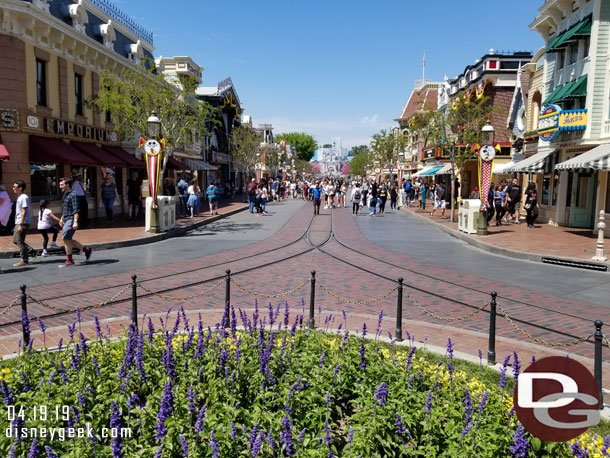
[308,270,316,329]
[20,284,30,348]
[487,291,497,365]
[224,269,231,328]
[131,274,138,329]
[594,320,604,410]
[395,277,403,342]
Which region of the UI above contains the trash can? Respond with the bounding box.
[460,199,481,234]
[158,196,176,232]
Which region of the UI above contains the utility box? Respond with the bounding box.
[158,196,176,232]
[459,199,481,234]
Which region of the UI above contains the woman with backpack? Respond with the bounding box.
[378,184,388,214]
[389,185,398,211]
[369,183,378,217]
[38,199,60,256]
[524,182,539,228]
[351,183,362,215]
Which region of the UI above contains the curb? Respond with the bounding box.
[0,205,249,259]
[400,206,609,270]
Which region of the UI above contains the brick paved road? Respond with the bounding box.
[1,201,610,388]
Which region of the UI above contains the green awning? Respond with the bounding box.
[542,75,587,105]
[546,16,592,53]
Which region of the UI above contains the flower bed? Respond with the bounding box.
[0,305,608,457]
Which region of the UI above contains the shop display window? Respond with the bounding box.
[542,174,551,206]
[30,164,59,199]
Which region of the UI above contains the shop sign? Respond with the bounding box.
[0,108,117,143]
[558,109,587,131]
[538,105,561,141]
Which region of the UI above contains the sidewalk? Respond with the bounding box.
[400,203,609,267]
[0,196,249,259]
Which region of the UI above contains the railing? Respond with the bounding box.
[88,0,154,44]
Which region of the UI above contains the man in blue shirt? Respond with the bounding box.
[311,182,322,215]
[404,179,412,207]
[177,175,189,218]
[206,181,219,215]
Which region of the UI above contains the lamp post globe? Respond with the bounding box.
[482,121,495,147]
[147,111,161,139]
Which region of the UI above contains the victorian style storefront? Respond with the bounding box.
[0,0,155,218]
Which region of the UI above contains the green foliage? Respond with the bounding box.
[0,315,596,457]
[230,125,261,168]
[350,145,369,156]
[370,130,408,168]
[275,133,317,162]
[89,65,213,155]
[348,151,371,176]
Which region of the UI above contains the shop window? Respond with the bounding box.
[583,36,590,58]
[75,74,84,116]
[566,172,573,207]
[542,174,551,205]
[552,172,559,206]
[30,164,59,199]
[36,59,47,107]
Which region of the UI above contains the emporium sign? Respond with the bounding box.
[0,108,117,143]
[538,105,588,141]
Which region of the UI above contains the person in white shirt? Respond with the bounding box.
[37,199,60,256]
[12,180,37,267]
[290,181,297,199]
[350,184,362,215]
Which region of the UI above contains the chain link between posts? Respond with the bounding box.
[317,282,397,305]
[497,304,592,348]
[26,285,131,314]
[602,336,610,350]
[232,279,309,299]
[138,280,224,302]
[404,291,489,322]
[0,296,20,318]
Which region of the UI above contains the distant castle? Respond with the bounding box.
[314,137,350,175]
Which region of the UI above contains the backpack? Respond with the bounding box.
[354,190,361,200]
[247,183,256,196]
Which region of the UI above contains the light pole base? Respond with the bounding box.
[476,209,488,236]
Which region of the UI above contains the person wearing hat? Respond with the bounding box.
[126,171,143,221]
[71,173,88,227]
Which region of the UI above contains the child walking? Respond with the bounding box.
[38,199,60,256]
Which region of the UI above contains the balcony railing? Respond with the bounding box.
[88,0,154,44]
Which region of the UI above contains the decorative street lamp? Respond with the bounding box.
[397,151,405,207]
[139,111,165,233]
[477,121,496,236]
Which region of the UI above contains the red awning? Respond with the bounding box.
[166,157,189,170]
[102,146,145,168]
[71,141,127,167]
[0,143,8,160]
[29,135,98,166]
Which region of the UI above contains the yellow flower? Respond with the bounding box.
[2,368,10,375]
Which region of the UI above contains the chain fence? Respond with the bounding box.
[139,280,224,302]
[0,296,20,318]
[317,282,397,305]
[497,304,593,348]
[404,291,489,322]
[232,279,309,299]
[27,284,131,314]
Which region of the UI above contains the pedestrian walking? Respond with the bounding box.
[369,183,378,217]
[389,185,398,210]
[494,184,505,226]
[312,182,322,215]
[419,181,426,210]
[430,181,446,218]
[99,175,120,223]
[486,183,495,224]
[177,175,189,217]
[187,179,201,217]
[206,182,219,215]
[351,183,362,215]
[378,184,388,214]
[247,178,257,212]
[11,180,37,267]
[58,177,92,267]
[126,171,143,221]
[260,185,268,214]
[71,173,88,227]
[506,178,522,224]
[340,181,347,207]
[524,182,539,228]
[37,199,60,256]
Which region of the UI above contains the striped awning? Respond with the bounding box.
[502,150,557,173]
[413,165,443,177]
[492,161,515,174]
[411,166,435,177]
[183,159,218,171]
[434,163,453,175]
[555,144,610,171]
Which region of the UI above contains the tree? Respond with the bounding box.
[311,163,321,175]
[350,145,369,156]
[90,64,213,174]
[347,150,371,176]
[370,129,408,172]
[295,158,313,175]
[275,133,317,161]
[229,125,261,169]
[341,163,350,175]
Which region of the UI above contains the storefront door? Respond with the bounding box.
[569,172,596,228]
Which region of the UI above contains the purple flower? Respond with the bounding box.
[28,439,39,458]
[21,371,31,392]
[359,340,366,370]
[109,401,123,457]
[424,389,433,414]
[478,348,483,366]
[601,435,610,456]
[147,317,155,344]
[210,432,220,457]
[92,356,101,376]
[162,334,176,380]
[510,424,529,457]
[375,310,384,337]
[155,382,174,440]
[1,379,13,404]
[298,428,306,445]
[186,385,196,412]
[57,338,63,352]
[9,444,16,458]
[251,431,265,457]
[512,351,521,382]
[462,387,473,423]
[22,310,31,338]
[94,316,103,339]
[45,445,58,458]
[284,301,290,329]
[180,434,189,457]
[230,422,237,440]
[37,317,47,345]
[280,415,295,456]
[319,350,326,368]
[323,419,333,451]
[194,404,207,434]
[361,323,367,338]
[75,307,82,327]
[374,382,388,407]
[153,445,163,458]
[267,429,277,451]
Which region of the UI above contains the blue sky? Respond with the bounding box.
[116,0,544,149]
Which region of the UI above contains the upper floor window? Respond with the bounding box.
[569,42,579,65]
[36,59,47,106]
[583,36,590,58]
[75,74,83,116]
[557,52,565,69]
